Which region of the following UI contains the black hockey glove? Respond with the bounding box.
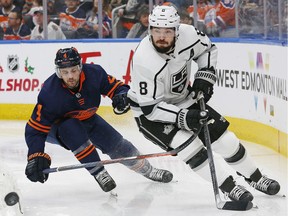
[25,152,51,183]
[112,93,130,115]
[177,109,209,131]
[191,68,216,103]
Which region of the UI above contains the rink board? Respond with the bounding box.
[0,39,287,157]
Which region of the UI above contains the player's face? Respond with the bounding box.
[59,65,81,89]
[150,27,176,53]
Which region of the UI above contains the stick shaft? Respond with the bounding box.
[198,95,253,211]
[43,127,201,174]
[44,151,173,173]
[198,96,221,204]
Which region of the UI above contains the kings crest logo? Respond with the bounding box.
[7,55,19,72]
[171,65,188,94]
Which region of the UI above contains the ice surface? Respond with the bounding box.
[0,120,287,216]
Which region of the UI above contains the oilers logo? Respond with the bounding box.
[171,65,188,94]
[7,55,19,72]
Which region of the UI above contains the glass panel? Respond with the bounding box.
[1,0,286,41]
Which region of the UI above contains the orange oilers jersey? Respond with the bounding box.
[59,7,86,31]
[205,0,235,27]
[0,5,21,32]
[3,24,31,40]
[25,64,129,154]
[187,3,213,21]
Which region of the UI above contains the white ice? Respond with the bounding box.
[0,119,287,216]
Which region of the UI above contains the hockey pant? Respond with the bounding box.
[135,103,258,186]
[46,114,153,176]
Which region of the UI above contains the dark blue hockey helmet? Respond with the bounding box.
[54,47,81,69]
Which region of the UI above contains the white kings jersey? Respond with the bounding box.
[128,24,218,124]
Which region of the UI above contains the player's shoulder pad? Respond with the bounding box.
[82,63,107,79]
[178,24,199,42]
[179,24,198,34]
[82,63,103,71]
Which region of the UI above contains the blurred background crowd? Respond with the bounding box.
[0,0,287,41]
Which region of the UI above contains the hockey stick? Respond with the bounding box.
[198,93,253,211]
[43,125,202,174]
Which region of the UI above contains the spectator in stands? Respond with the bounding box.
[204,0,236,37]
[117,0,147,38]
[0,0,21,33]
[126,4,148,39]
[58,0,86,39]
[187,0,213,33]
[21,0,33,14]
[76,0,112,38]
[4,11,31,39]
[47,0,56,15]
[22,0,43,30]
[79,0,93,13]
[30,6,66,40]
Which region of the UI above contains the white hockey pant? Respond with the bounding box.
[169,130,258,185]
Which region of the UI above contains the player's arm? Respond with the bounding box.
[99,66,130,115]
[25,101,54,184]
[190,26,218,102]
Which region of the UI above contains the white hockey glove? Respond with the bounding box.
[177,109,209,131]
[112,93,130,115]
[191,67,216,103]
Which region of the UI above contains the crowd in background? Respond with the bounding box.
[0,0,287,40]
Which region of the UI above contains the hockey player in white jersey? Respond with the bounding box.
[128,5,280,202]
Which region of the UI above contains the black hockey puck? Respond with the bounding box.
[4,192,19,206]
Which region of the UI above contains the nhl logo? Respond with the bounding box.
[7,55,19,72]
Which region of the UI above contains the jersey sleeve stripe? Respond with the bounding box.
[28,118,51,129]
[106,81,122,98]
[27,120,50,133]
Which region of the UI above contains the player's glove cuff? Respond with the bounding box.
[194,69,217,85]
[27,152,51,161]
[177,109,191,131]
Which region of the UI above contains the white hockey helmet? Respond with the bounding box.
[148,5,180,38]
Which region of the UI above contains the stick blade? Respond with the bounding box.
[217,201,253,211]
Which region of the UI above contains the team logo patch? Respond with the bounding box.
[7,55,19,72]
[171,65,188,94]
